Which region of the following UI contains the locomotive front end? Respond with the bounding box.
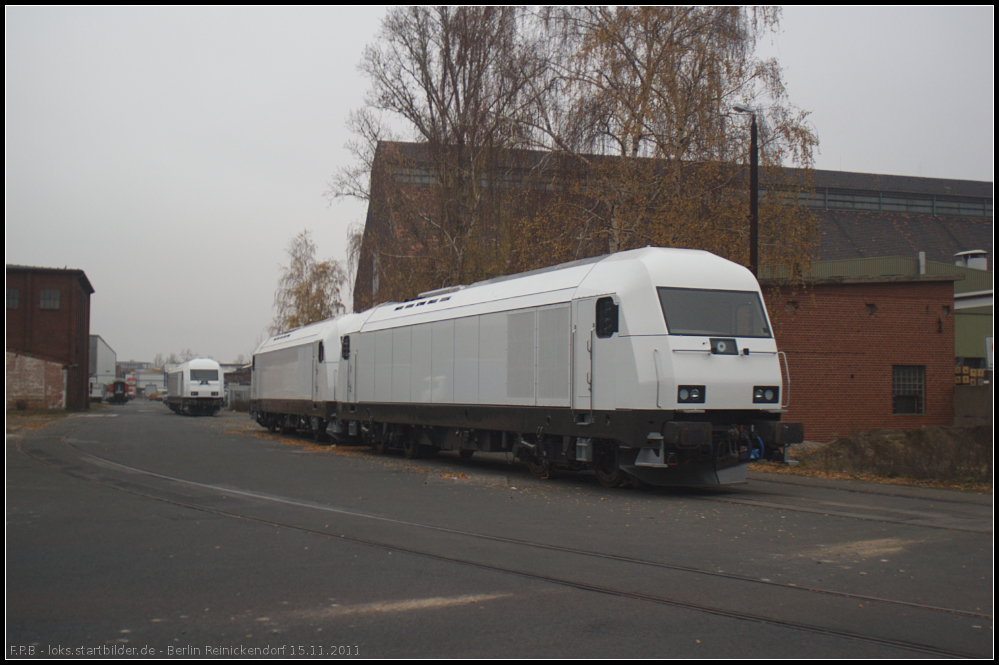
[617,256,804,485]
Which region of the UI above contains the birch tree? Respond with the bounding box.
[271,230,347,334]
[334,7,819,305]
[329,6,547,307]
[517,7,818,273]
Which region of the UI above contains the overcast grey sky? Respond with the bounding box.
[5,7,993,363]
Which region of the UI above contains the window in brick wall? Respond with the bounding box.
[892,365,925,415]
[39,289,60,309]
[7,288,17,309]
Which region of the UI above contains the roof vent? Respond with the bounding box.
[954,250,988,271]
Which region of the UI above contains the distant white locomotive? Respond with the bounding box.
[252,247,803,486]
[166,358,224,416]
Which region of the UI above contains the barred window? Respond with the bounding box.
[893,366,925,415]
[40,289,60,310]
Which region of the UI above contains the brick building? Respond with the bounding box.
[353,142,992,310]
[6,265,94,410]
[764,275,958,442]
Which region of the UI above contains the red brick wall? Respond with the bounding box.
[764,279,955,442]
[6,268,91,410]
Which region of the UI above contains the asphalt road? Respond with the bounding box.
[6,402,993,658]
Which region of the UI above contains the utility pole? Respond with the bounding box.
[733,104,759,276]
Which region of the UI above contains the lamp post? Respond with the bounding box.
[732,104,758,277]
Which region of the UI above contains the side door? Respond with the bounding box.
[571,297,595,412]
[313,340,324,402]
[572,295,619,413]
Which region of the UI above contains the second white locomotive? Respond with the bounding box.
[166,358,224,416]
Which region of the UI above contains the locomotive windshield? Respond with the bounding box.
[658,287,771,338]
[190,369,219,382]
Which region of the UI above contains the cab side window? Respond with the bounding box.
[596,297,618,338]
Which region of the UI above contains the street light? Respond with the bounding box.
[732,104,758,277]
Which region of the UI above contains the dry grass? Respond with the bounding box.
[247,430,372,456]
[6,409,75,433]
[751,425,993,493]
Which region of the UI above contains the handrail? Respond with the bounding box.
[778,350,791,408]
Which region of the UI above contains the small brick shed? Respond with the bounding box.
[763,275,957,442]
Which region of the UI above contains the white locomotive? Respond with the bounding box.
[166,358,224,416]
[250,314,364,439]
[252,247,803,486]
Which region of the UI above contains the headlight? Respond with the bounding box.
[678,385,706,404]
[710,338,738,355]
[753,386,779,404]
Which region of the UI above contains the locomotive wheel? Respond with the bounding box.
[526,456,551,479]
[373,439,388,455]
[458,449,475,460]
[594,465,624,488]
[627,475,647,489]
[313,421,326,443]
[593,443,624,488]
[403,436,420,459]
